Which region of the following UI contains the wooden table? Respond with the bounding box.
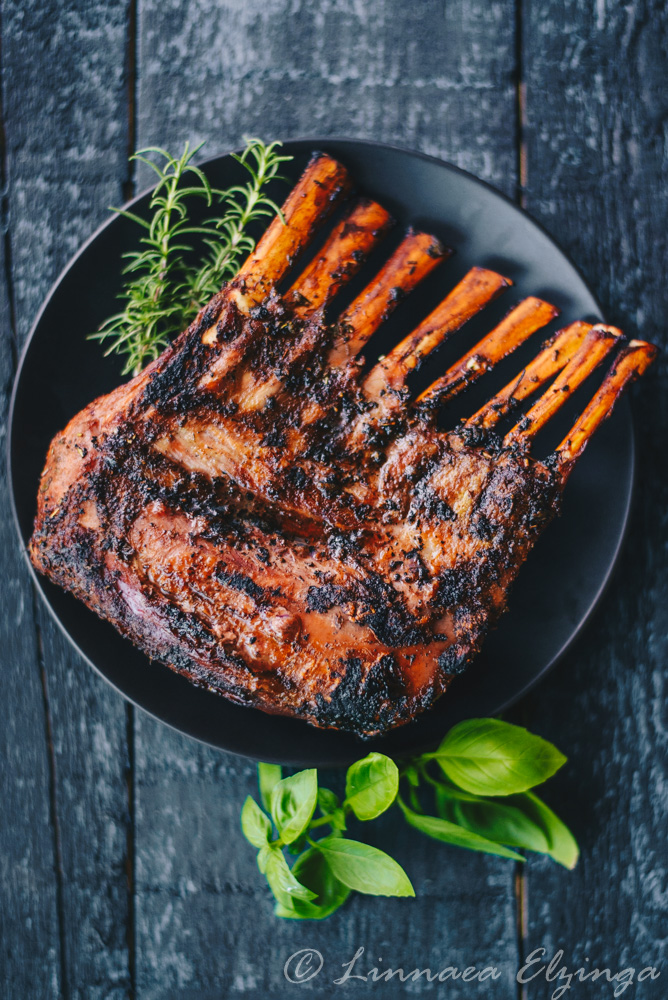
[1,1,665,996]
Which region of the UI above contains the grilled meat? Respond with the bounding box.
[30,153,657,736]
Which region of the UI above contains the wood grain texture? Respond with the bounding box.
[1,0,666,994]
[520,0,667,988]
[0,237,61,996]
[132,0,520,994]
[136,0,518,196]
[134,718,517,999]
[1,2,133,996]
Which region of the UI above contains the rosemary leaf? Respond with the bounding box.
[181,138,293,319]
[90,138,292,376]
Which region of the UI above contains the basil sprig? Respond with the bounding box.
[241,719,578,919]
[422,718,567,795]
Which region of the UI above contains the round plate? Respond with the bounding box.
[8,138,633,766]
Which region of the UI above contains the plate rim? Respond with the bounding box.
[7,135,635,765]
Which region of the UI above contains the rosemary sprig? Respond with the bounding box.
[182,139,292,312]
[90,143,215,376]
[90,138,292,376]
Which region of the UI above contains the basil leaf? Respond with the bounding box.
[399,798,524,860]
[285,835,307,856]
[315,837,415,897]
[437,787,549,852]
[260,845,317,908]
[240,796,272,848]
[345,752,399,821]
[257,843,271,874]
[273,847,350,920]
[270,769,318,845]
[435,785,578,868]
[403,765,420,787]
[317,787,340,815]
[317,788,346,830]
[258,762,282,811]
[431,719,566,795]
[519,792,579,869]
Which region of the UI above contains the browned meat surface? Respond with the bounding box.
[30,153,657,736]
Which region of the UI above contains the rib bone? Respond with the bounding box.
[466,320,592,429]
[364,267,511,399]
[504,325,623,446]
[286,198,393,317]
[329,229,448,367]
[416,296,559,412]
[556,339,657,471]
[343,267,512,452]
[233,152,351,307]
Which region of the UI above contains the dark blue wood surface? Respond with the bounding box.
[0,1,665,996]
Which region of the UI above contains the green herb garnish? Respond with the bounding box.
[182,139,291,310]
[90,138,292,376]
[241,719,578,920]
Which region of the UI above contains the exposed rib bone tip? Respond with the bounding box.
[328,227,448,366]
[628,338,658,353]
[555,337,657,470]
[367,266,512,396]
[234,152,352,303]
[504,323,622,446]
[417,293,558,411]
[286,197,394,316]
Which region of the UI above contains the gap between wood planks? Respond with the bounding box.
[514,0,528,209]
[515,863,529,1000]
[0,20,18,368]
[2,12,70,994]
[35,613,71,1000]
[123,0,138,203]
[513,4,530,998]
[125,703,137,1000]
[124,2,139,996]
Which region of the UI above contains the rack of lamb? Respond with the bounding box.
[30,153,656,736]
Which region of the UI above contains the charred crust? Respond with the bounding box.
[213,567,266,603]
[470,512,495,541]
[313,654,410,736]
[29,251,569,739]
[457,424,498,449]
[140,327,216,412]
[432,567,470,608]
[410,482,457,523]
[438,646,470,676]
[261,428,286,448]
[287,466,307,489]
[353,573,426,647]
[306,583,347,613]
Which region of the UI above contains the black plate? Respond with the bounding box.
[8,138,633,766]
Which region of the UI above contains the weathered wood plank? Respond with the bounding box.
[1,1,134,996]
[0,235,62,997]
[134,717,517,998]
[136,0,518,197]
[520,0,667,985]
[133,0,521,994]
[1,0,666,992]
